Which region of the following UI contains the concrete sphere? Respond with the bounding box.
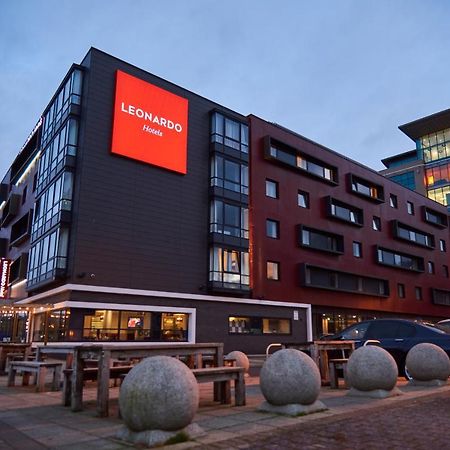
[226,351,250,373]
[119,356,199,432]
[260,349,321,406]
[406,343,450,381]
[347,346,398,391]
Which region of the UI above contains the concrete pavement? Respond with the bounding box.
[1,369,450,449]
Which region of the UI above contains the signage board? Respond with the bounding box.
[111,70,189,174]
[0,258,11,299]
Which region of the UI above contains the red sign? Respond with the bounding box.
[111,70,189,174]
[0,258,11,299]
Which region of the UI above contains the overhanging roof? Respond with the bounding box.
[399,108,450,141]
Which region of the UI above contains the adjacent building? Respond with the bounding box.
[382,108,450,210]
[0,48,449,352]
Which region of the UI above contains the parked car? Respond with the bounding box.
[328,318,450,379]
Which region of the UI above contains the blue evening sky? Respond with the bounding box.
[1,0,450,176]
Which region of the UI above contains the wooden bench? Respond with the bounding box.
[328,358,349,389]
[192,366,245,406]
[62,365,134,406]
[8,361,63,392]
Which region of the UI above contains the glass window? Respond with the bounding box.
[267,261,279,280]
[298,190,309,208]
[210,112,248,153]
[353,241,362,258]
[415,287,422,300]
[266,219,279,239]
[300,226,344,253]
[440,239,446,252]
[397,283,405,298]
[428,261,435,274]
[210,156,248,195]
[407,201,415,215]
[210,200,248,238]
[372,216,381,231]
[444,265,449,278]
[340,322,369,340]
[265,179,278,198]
[389,194,398,208]
[209,247,249,288]
[228,316,291,335]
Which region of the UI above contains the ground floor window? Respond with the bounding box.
[32,309,189,342]
[0,310,28,342]
[228,316,291,335]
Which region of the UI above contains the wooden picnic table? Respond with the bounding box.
[0,343,31,374]
[282,340,355,384]
[37,342,224,417]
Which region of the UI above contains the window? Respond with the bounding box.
[299,225,344,254]
[444,265,449,278]
[340,322,370,340]
[376,247,424,272]
[440,239,446,252]
[210,200,248,238]
[41,69,82,146]
[27,227,69,288]
[372,216,381,231]
[353,241,362,258]
[210,156,248,195]
[266,261,280,280]
[22,185,27,205]
[421,128,450,164]
[31,172,74,242]
[349,174,384,202]
[298,190,309,208]
[428,261,435,274]
[407,201,415,215]
[228,316,291,335]
[327,197,363,226]
[432,288,450,306]
[266,139,338,184]
[301,264,390,297]
[266,219,279,239]
[397,283,405,298]
[265,179,278,198]
[393,221,434,249]
[415,287,422,300]
[210,112,248,153]
[389,194,398,208]
[423,206,448,228]
[209,247,249,288]
[388,171,416,191]
[37,118,78,193]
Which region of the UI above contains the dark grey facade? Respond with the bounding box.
[0,48,308,353]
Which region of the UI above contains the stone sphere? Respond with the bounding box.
[119,356,199,432]
[226,351,250,373]
[406,343,450,381]
[260,349,321,406]
[347,346,398,391]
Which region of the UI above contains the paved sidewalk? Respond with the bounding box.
[1,372,450,449]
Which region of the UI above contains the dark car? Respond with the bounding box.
[329,318,450,379]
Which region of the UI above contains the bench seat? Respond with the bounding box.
[8,361,63,392]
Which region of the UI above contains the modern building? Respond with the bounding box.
[382,108,450,210]
[0,48,449,352]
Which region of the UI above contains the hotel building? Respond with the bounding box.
[0,48,449,352]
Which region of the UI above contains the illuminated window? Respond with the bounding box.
[209,247,249,288]
[228,316,291,335]
[266,261,280,280]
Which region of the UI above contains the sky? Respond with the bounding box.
[1,0,450,176]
